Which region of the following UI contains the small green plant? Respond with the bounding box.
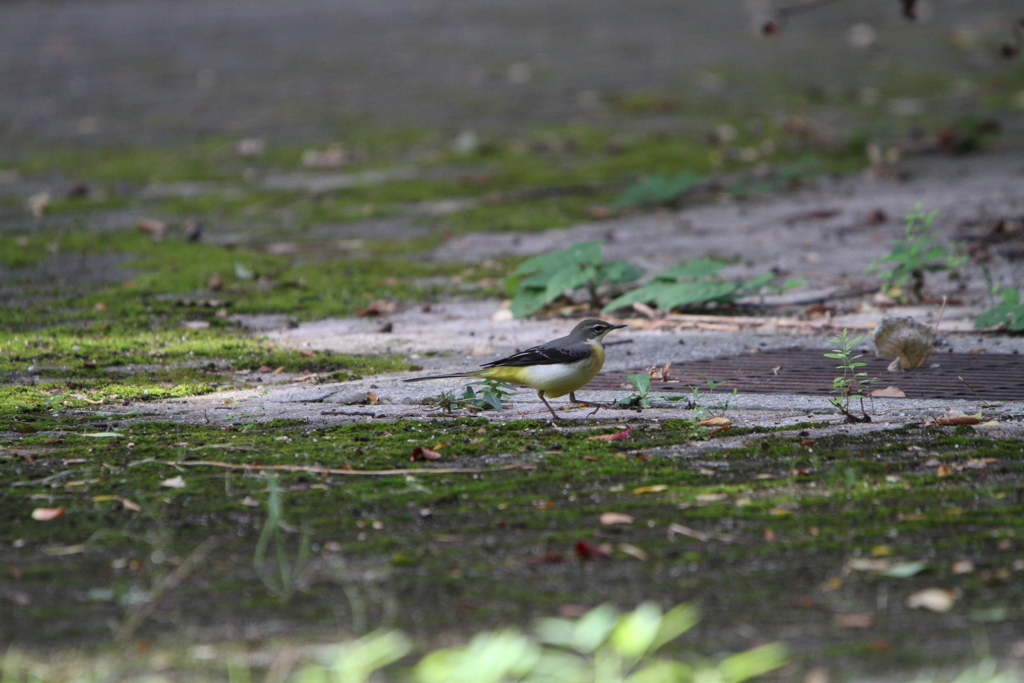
[974,287,1024,332]
[824,329,874,423]
[603,259,801,313]
[254,474,313,602]
[866,206,965,302]
[507,241,644,318]
[613,170,703,209]
[416,602,788,683]
[433,380,516,413]
[616,372,654,409]
[290,630,413,683]
[685,373,736,418]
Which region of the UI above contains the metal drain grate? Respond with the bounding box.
[589,349,1024,401]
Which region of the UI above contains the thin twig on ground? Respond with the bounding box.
[160,460,536,476]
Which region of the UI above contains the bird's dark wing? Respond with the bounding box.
[480,338,590,368]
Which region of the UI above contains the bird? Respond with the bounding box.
[404,319,627,420]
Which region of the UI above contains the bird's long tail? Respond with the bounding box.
[402,372,473,383]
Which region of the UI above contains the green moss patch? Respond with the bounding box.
[2,417,1022,675]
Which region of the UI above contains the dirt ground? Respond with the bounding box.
[3,1,1024,681]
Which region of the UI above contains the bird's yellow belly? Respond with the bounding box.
[476,345,604,399]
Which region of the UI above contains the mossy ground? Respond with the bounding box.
[2,92,1023,681]
[2,411,1022,679]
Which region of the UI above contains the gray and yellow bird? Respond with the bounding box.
[404,319,626,419]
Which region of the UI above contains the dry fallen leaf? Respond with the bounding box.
[906,587,957,612]
[870,386,906,398]
[121,498,143,512]
[574,540,612,560]
[43,544,86,556]
[357,300,403,317]
[160,475,186,489]
[410,447,442,462]
[924,410,984,427]
[31,507,65,521]
[696,493,727,502]
[951,560,975,574]
[590,429,632,442]
[668,523,709,542]
[937,464,951,477]
[804,666,830,683]
[833,612,875,628]
[617,543,648,560]
[27,191,51,219]
[136,218,169,242]
[963,458,995,469]
[632,484,668,494]
[700,416,732,427]
[873,316,936,370]
[600,512,635,526]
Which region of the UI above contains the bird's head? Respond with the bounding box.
[571,319,627,342]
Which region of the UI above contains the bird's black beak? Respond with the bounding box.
[610,323,627,330]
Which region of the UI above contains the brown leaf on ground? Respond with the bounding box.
[31,507,64,521]
[951,560,975,574]
[963,458,997,468]
[410,446,442,461]
[923,410,983,427]
[617,543,647,560]
[834,613,875,628]
[700,417,732,427]
[358,300,403,317]
[520,551,568,565]
[646,361,673,381]
[873,316,936,370]
[906,588,957,612]
[136,218,169,241]
[667,523,726,543]
[299,348,317,357]
[589,429,632,442]
[870,386,906,397]
[574,540,613,560]
[600,511,634,526]
[632,484,668,494]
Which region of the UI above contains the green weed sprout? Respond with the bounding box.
[254,474,313,602]
[866,206,965,302]
[974,287,1024,332]
[616,372,654,409]
[824,329,874,423]
[603,259,802,314]
[418,602,788,683]
[433,380,516,413]
[290,630,412,683]
[686,373,735,419]
[507,241,644,318]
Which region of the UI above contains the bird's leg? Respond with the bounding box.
[569,393,614,413]
[537,391,560,421]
